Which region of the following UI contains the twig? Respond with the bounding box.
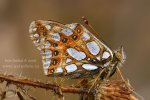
[0,73,93,95]
[0,73,139,100]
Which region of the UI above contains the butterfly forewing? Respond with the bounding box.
[29,20,113,78]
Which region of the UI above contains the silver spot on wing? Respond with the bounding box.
[41,50,52,59]
[82,32,90,41]
[42,59,51,75]
[50,33,60,41]
[66,58,72,63]
[86,41,100,55]
[67,23,77,30]
[96,55,101,61]
[61,28,73,36]
[29,21,36,33]
[67,48,86,61]
[41,21,51,30]
[65,64,77,73]
[33,33,39,38]
[45,25,51,30]
[45,41,50,49]
[102,51,110,59]
[55,67,63,73]
[104,61,110,67]
[82,64,98,70]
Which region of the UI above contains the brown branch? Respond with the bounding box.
[0,73,92,95]
[0,73,139,100]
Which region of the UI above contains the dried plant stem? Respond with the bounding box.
[0,73,92,95]
[0,73,138,100]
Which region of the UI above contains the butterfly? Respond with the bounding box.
[29,18,126,79]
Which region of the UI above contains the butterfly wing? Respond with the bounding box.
[29,20,113,78]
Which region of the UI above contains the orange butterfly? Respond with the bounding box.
[29,18,125,79]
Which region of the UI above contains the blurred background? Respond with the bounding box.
[0,0,150,99]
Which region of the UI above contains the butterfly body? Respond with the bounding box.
[29,20,125,79]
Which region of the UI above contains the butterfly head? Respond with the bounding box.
[100,46,126,79]
[113,46,126,65]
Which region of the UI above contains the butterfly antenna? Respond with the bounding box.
[82,16,103,40]
[82,16,110,47]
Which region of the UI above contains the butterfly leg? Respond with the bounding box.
[88,68,106,93]
[116,66,144,100]
[116,66,133,91]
